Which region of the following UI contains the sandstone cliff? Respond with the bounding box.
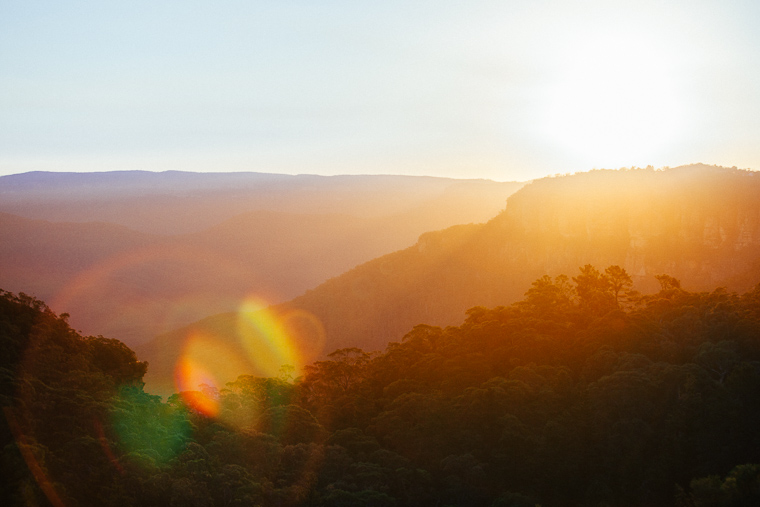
[489,165,760,292]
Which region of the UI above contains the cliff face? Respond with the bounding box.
[406,165,760,336]
[494,165,760,291]
[341,164,760,350]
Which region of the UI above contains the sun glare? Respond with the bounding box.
[173,333,253,417]
[168,297,326,418]
[540,30,686,166]
[174,355,221,417]
[236,298,301,378]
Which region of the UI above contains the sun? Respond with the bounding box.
[540,30,686,166]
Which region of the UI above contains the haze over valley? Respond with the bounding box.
[0,171,522,346]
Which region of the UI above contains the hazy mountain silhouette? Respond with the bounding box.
[0,171,522,346]
[139,164,760,395]
[0,171,521,234]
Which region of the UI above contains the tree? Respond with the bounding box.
[573,264,614,314]
[299,348,375,429]
[521,274,573,314]
[656,274,681,291]
[605,265,634,307]
[255,404,325,445]
[303,348,372,395]
[686,463,760,506]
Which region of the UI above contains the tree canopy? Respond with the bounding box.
[3,266,760,506]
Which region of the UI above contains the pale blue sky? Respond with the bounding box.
[2,0,760,181]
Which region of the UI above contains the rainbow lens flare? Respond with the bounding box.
[168,296,327,432]
[278,308,326,364]
[236,298,302,378]
[172,332,253,417]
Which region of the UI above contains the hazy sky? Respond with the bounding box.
[2,0,760,181]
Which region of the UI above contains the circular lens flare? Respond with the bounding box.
[236,298,301,378]
[173,335,237,418]
[166,298,326,433]
[280,309,327,363]
[174,356,220,417]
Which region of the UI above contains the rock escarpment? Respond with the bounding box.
[280,165,760,357]
[490,165,760,292]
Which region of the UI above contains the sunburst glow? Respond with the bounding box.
[540,30,687,167]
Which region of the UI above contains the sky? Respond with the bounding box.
[2,0,760,182]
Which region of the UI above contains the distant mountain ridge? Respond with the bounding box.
[139,164,760,395]
[0,170,521,234]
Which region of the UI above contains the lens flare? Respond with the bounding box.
[48,244,246,340]
[179,388,219,418]
[3,407,66,507]
[175,356,220,417]
[173,336,232,419]
[108,388,192,467]
[236,298,302,378]
[280,309,327,363]
[94,419,125,474]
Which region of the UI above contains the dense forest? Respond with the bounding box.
[3,265,760,506]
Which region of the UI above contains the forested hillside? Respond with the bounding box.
[280,165,760,351]
[142,165,760,393]
[4,266,760,506]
